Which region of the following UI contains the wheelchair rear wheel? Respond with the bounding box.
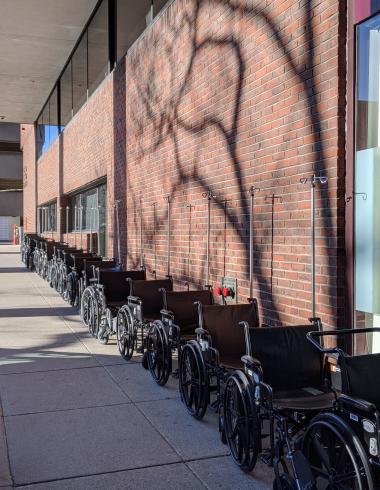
[179,341,208,420]
[147,321,172,386]
[88,294,100,337]
[224,370,260,473]
[116,307,135,360]
[302,414,374,490]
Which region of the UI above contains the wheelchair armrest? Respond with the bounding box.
[338,394,377,414]
[160,309,174,322]
[241,354,261,369]
[128,295,142,305]
[195,327,209,337]
[89,278,98,284]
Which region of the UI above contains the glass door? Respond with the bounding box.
[354,15,380,353]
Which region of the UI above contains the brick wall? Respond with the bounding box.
[23,0,346,328]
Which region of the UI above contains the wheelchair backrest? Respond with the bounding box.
[201,302,259,361]
[250,325,324,390]
[340,353,380,409]
[99,269,146,302]
[131,278,173,316]
[84,259,116,278]
[163,289,213,330]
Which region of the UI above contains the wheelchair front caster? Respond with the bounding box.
[142,352,149,370]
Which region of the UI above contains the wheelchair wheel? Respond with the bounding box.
[147,321,172,386]
[66,273,77,306]
[88,294,100,337]
[116,307,135,360]
[302,413,374,490]
[179,341,208,420]
[224,370,260,473]
[80,287,92,327]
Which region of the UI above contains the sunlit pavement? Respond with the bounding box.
[0,245,272,489]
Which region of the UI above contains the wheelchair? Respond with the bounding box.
[304,327,380,489]
[116,277,173,361]
[80,258,121,329]
[178,300,260,420]
[146,288,214,386]
[50,245,79,293]
[87,268,147,344]
[61,251,97,305]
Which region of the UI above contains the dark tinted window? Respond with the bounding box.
[49,87,59,145]
[72,33,88,116]
[117,0,152,61]
[88,0,109,96]
[153,0,169,16]
[61,61,73,127]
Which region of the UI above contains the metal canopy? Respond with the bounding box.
[0,0,98,124]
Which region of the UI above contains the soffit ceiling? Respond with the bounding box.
[0,0,98,124]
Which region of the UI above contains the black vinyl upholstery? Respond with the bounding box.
[84,259,116,278]
[164,290,213,332]
[100,270,146,302]
[202,302,259,366]
[250,325,323,391]
[340,353,380,410]
[131,279,173,317]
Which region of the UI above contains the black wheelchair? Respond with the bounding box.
[304,327,380,489]
[61,251,97,305]
[88,268,147,344]
[178,301,260,420]
[116,277,173,361]
[80,258,121,330]
[146,288,214,386]
[179,304,337,487]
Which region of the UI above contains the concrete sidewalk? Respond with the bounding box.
[0,245,272,489]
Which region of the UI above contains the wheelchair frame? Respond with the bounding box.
[303,327,380,489]
[116,277,173,362]
[146,287,214,386]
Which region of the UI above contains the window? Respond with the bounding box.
[61,61,73,128]
[117,0,152,61]
[72,33,88,116]
[37,202,57,233]
[69,183,107,255]
[88,0,109,96]
[49,87,59,146]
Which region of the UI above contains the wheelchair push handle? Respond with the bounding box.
[307,327,380,354]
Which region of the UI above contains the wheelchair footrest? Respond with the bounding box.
[291,450,315,489]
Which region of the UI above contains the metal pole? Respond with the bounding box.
[311,175,316,318]
[152,202,157,273]
[74,205,77,248]
[66,206,69,236]
[166,196,171,277]
[300,174,328,319]
[249,186,259,299]
[140,198,144,269]
[203,191,215,286]
[79,197,83,251]
[89,207,93,253]
[114,200,121,264]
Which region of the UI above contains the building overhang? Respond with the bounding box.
[0,0,98,124]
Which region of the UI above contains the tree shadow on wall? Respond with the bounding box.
[121,0,345,325]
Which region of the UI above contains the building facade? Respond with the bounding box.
[21,0,371,333]
[0,123,22,241]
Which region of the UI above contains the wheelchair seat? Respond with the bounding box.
[250,325,335,411]
[340,352,380,410]
[201,302,259,368]
[164,289,213,334]
[131,278,173,319]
